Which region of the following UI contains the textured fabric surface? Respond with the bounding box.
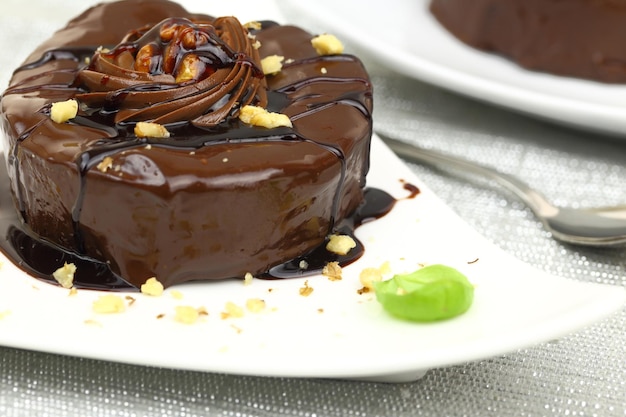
[1,2,626,416]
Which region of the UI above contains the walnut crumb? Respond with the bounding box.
[174,306,203,324]
[52,262,76,289]
[299,280,314,297]
[326,234,356,255]
[96,156,114,173]
[170,290,184,300]
[322,261,342,281]
[244,21,262,30]
[311,34,344,55]
[245,298,266,313]
[92,294,126,314]
[50,99,78,124]
[134,121,170,138]
[239,105,292,129]
[141,277,164,296]
[359,267,383,291]
[221,301,244,319]
[261,55,284,75]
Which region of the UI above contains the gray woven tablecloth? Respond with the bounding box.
[1,1,625,416]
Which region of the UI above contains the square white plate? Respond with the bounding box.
[0,135,623,383]
[0,0,623,383]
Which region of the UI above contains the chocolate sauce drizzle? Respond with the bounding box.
[1,9,386,290]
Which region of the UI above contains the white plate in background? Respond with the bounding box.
[282,0,626,137]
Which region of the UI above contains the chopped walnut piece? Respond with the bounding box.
[245,298,266,313]
[311,34,344,55]
[244,21,262,30]
[50,99,78,124]
[174,306,200,324]
[326,234,356,255]
[92,294,126,314]
[299,280,314,297]
[134,121,170,138]
[52,262,76,289]
[96,156,114,173]
[221,301,244,319]
[261,55,284,75]
[239,105,292,128]
[359,267,383,291]
[140,277,164,296]
[170,290,184,300]
[322,261,342,281]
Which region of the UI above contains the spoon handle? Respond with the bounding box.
[376,133,557,217]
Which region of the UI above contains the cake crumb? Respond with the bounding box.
[170,290,184,300]
[326,234,356,255]
[321,67,327,74]
[92,294,126,314]
[68,287,78,296]
[239,105,292,129]
[134,121,170,138]
[299,280,314,297]
[50,99,78,124]
[141,277,164,296]
[322,261,342,281]
[299,260,309,270]
[243,272,254,286]
[96,156,114,173]
[311,34,344,55]
[52,262,76,289]
[245,298,266,313]
[221,301,244,319]
[261,55,284,75]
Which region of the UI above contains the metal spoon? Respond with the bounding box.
[377,132,626,247]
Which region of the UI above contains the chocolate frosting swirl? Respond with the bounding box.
[76,16,267,127]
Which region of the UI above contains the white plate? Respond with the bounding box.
[0,135,623,382]
[281,0,626,137]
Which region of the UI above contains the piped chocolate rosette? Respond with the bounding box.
[0,0,378,290]
[77,16,267,127]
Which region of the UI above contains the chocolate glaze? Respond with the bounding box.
[430,0,626,83]
[0,0,377,289]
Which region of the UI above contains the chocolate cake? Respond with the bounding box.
[0,0,378,289]
[430,0,626,83]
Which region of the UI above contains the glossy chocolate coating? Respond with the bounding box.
[0,0,374,288]
[430,0,626,83]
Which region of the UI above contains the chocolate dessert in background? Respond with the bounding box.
[430,0,626,83]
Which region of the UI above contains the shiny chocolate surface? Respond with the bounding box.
[0,0,376,288]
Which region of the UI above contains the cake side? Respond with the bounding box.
[0,0,374,288]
